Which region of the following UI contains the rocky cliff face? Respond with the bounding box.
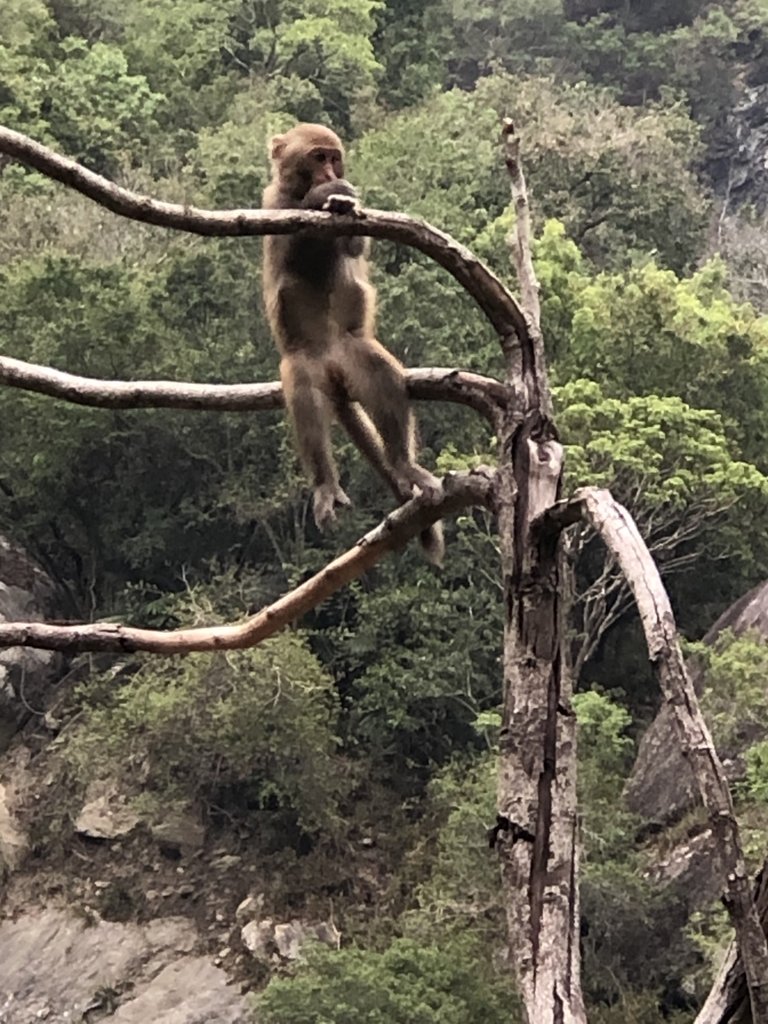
[625,577,768,825]
[0,910,248,1024]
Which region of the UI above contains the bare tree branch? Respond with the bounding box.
[0,469,495,655]
[539,487,768,1021]
[500,118,551,416]
[501,118,541,330]
[0,356,509,428]
[0,126,528,348]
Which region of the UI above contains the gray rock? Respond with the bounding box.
[235,893,265,924]
[242,916,341,962]
[241,918,275,959]
[625,578,768,824]
[0,780,27,872]
[110,958,246,1023]
[0,909,247,1023]
[150,807,205,854]
[0,536,62,752]
[74,783,141,840]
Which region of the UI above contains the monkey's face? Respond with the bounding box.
[271,124,345,202]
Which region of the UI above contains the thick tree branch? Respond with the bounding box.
[0,469,495,655]
[696,864,768,1024]
[0,356,508,428]
[538,487,768,1021]
[0,126,528,349]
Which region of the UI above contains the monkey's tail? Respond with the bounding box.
[420,522,445,567]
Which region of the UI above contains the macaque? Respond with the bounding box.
[262,123,444,564]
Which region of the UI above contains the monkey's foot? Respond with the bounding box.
[398,465,442,503]
[313,483,352,530]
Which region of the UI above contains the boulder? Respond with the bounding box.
[74,782,141,840]
[0,908,247,1023]
[625,578,768,824]
[0,535,61,751]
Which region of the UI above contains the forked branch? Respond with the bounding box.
[539,487,768,1020]
[0,469,495,655]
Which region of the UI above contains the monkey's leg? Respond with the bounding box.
[346,338,441,499]
[343,339,445,565]
[281,355,351,529]
[335,401,403,501]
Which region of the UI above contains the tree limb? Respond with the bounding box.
[500,118,551,415]
[0,356,509,428]
[696,863,768,1024]
[0,469,496,655]
[538,487,768,1021]
[0,126,528,348]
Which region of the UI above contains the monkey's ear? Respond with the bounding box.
[270,134,287,161]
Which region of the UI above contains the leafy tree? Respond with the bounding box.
[65,620,347,831]
[573,691,636,858]
[255,935,520,1023]
[223,0,383,133]
[556,380,768,669]
[0,35,163,175]
[372,0,446,108]
[547,252,768,468]
[427,0,570,87]
[408,753,500,940]
[692,629,768,753]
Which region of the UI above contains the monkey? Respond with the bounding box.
[261,123,444,565]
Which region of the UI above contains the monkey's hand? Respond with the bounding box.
[302,179,363,216]
[322,193,362,217]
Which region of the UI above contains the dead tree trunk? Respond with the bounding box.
[492,120,586,1023]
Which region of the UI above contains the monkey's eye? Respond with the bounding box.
[315,152,326,163]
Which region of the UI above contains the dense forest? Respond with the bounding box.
[4,1,768,1021]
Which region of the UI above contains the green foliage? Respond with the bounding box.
[64,623,347,831]
[692,630,768,753]
[43,39,163,172]
[409,754,499,937]
[574,691,637,858]
[591,992,694,1024]
[355,75,705,272]
[745,740,768,801]
[581,860,695,1011]
[556,380,768,587]
[0,36,163,175]
[550,257,768,468]
[327,536,502,771]
[254,935,520,1023]
[229,0,383,132]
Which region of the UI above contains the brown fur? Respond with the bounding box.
[262,123,444,564]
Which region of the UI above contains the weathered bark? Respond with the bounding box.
[541,488,768,1023]
[0,356,509,428]
[494,120,585,1023]
[0,470,494,654]
[697,864,768,1024]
